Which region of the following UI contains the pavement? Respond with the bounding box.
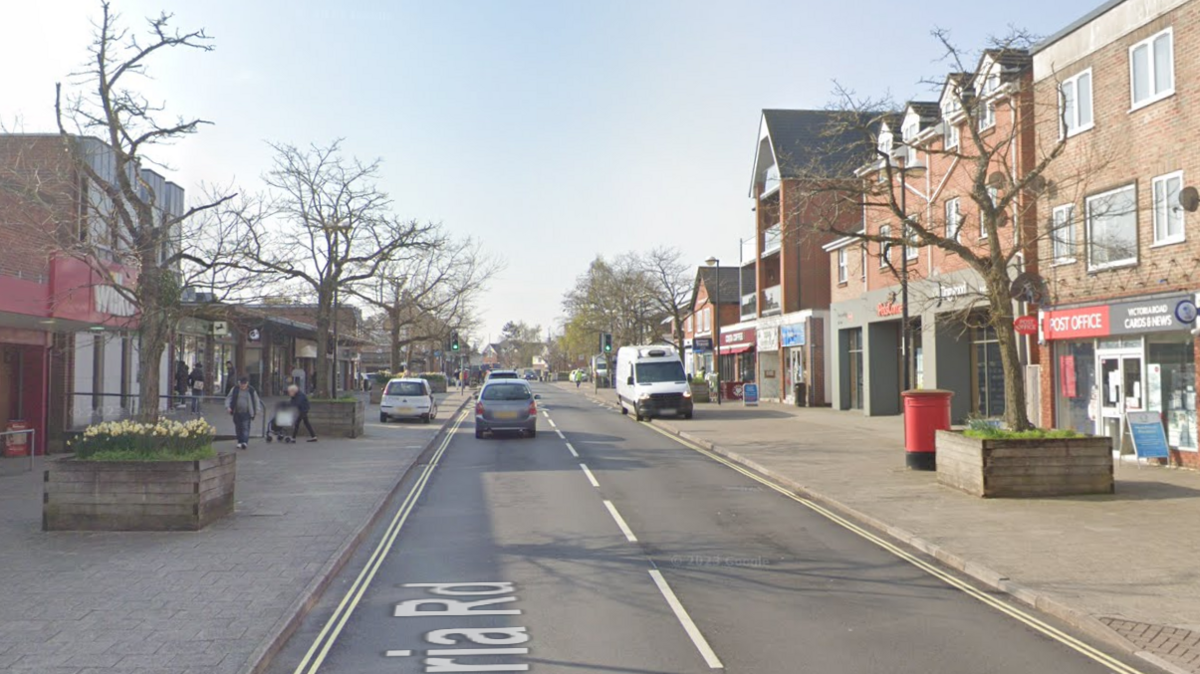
[0,390,472,674]
[561,381,1200,674]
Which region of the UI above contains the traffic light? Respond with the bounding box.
[451,332,460,351]
[602,333,613,353]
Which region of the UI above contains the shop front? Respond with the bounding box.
[719,327,756,400]
[1043,293,1197,463]
[779,323,803,404]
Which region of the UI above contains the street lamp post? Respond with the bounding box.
[899,155,911,393]
[706,256,721,405]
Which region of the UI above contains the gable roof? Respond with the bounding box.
[749,109,874,196]
[690,266,743,312]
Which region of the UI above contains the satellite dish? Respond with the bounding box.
[1180,186,1200,212]
[987,171,1008,188]
[1046,180,1057,199]
[997,212,1009,228]
[1027,175,1047,194]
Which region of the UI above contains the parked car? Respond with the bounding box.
[475,380,539,439]
[380,377,438,424]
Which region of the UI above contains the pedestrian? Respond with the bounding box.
[291,361,306,395]
[188,362,206,414]
[287,383,317,442]
[224,360,235,395]
[174,360,189,407]
[225,376,260,450]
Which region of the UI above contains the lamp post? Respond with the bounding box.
[706,256,721,405]
[898,154,911,393]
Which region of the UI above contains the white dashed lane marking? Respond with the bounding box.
[579,463,600,488]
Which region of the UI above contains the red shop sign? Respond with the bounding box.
[1013,315,1038,335]
[1042,306,1111,340]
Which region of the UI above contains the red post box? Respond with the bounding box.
[901,390,953,471]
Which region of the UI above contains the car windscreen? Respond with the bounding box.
[635,361,685,383]
[488,372,518,379]
[481,384,532,401]
[386,382,425,396]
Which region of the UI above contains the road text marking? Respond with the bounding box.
[603,500,638,542]
[648,569,723,669]
[579,463,600,488]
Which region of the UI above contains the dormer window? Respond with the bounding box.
[901,120,919,165]
[978,72,1000,130]
[877,129,893,158]
[763,163,780,195]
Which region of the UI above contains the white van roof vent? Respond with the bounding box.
[645,349,667,357]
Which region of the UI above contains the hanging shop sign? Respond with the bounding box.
[780,323,806,347]
[1013,315,1038,336]
[1042,295,1192,340]
[693,337,712,353]
[1175,299,1198,324]
[756,327,779,352]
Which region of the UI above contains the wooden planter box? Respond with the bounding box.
[690,382,711,403]
[309,399,366,438]
[369,388,383,405]
[936,430,1113,498]
[44,452,236,531]
[423,377,448,394]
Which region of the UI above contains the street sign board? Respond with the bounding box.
[1128,411,1170,460]
[1013,315,1038,335]
[693,337,713,353]
[742,382,759,407]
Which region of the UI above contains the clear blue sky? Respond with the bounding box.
[2,0,1097,345]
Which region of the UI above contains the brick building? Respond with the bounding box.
[825,49,1042,422]
[681,266,741,379]
[1033,0,1200,464]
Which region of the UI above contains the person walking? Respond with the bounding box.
[174,360,189,407]
[188,362,206,414]
[225,377,260,450]
[287,383,317,442]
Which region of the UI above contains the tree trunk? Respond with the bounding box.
[135,266,170,422]
[389,308,403,373]
[986,272,1033,431]
[314,287,333,399]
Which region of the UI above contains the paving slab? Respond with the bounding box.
[0,392,471,674]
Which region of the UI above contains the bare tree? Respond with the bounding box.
[348,230,500,372]
[637,246,692,357]
[786,29,1095,431]
[229,140,434,398]
[562,255,665,349]
[49,3,235,420]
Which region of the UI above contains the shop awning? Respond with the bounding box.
[719,344,753,355]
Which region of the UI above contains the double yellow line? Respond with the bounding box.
[643,423,1148,674]
[292,408,468,674]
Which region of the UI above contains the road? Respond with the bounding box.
[266,383,1161,674]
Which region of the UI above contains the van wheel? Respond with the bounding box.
[635,409,644,422]
[619,402,627,415]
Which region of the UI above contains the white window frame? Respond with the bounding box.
[978,74,999,131]
[980,186,998,239]
[837,247,848,283]
[1129,27,1175,111]
[945,198,961,242]
[861,244,867,281]
[944,120,959,150]
[904,223,918,260]
[1152,170,1185,246]
[1051,204,1076,264]
[879,225,891,268]
[1086,184,1138,271]
[1059,69,1094,137]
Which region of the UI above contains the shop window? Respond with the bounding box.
[1148,336,1196,449]
[971,326,1005,418]
[1054,340,1096,435]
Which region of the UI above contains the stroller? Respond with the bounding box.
[265,400,298,443]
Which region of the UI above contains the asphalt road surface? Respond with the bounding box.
[266,383,1162,674]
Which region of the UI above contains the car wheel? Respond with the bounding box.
[422,414,431,424]
[684,412,693,420]
[527,427,537,438]
[379,413,388,423]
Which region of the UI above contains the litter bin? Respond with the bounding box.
[902,389,953,470]
[793,383,807,407]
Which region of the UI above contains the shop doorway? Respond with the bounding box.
[1097,347,1143,453]
[787,347,803,404]
[847,329,863,410]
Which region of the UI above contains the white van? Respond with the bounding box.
[615,345,693,421]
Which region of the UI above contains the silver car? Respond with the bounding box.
[475,381,539,439]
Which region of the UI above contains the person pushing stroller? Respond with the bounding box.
[265,397,298,443]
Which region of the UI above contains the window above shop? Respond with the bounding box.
[1130,28,1174,111]
[1086,184,1138,271]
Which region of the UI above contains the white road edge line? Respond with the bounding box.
[565,442,579,458]
[579,463,600,488]
[603,500,638,542]
[648,569,724,669]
